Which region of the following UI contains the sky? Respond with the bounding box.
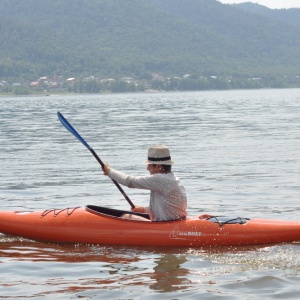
[218,0,300,9]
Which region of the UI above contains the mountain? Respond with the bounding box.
[233,2,300,28]
[0,0,300,81]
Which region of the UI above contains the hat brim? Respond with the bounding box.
[143,159,174,165]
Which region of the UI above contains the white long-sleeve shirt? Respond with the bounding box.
[108,169,187,221]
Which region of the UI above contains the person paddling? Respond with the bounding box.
[103,144,187,222]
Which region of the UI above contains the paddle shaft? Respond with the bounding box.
[57,112,135,208]
[90,149,135,208]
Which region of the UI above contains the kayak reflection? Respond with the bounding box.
[150,254,190,292]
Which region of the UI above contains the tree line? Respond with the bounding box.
[4,75,300,95]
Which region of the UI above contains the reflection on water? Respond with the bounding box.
[0,239,191,296]
[150,254,189,292]
[1,236,300,298]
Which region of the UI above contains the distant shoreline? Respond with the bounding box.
[1,87,300,98]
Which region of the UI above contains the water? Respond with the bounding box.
[0,89,299,299]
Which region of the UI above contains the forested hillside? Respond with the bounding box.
[234,2,300,28]
[0,0,300,82]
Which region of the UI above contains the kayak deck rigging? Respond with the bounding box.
[40,207,81,218]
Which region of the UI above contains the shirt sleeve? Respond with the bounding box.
[108,168,163,192]
[108,168,150,213]
[108,168,132,186]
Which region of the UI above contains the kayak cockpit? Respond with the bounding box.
[86,205,151,220]
[85,205,250,225]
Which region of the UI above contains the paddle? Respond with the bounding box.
[57,111,135,208]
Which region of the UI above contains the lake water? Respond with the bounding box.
[0,89,299,299]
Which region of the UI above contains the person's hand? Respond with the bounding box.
[131,206,145,213]
[199,214,213,220]
[102,162,111,176]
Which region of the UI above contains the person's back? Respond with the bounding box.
[116,169,187,221]
[147,172,187,221]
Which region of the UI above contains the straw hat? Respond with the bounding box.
[144,144,174,165]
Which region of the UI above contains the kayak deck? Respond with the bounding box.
[1,205,300,247]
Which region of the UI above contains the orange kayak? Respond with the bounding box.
[1,205,300,247]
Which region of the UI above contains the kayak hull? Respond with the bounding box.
[1,205,300,247]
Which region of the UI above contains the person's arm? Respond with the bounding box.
[103,163,150,212]
[103,163,130,186]
[132,206,148,213]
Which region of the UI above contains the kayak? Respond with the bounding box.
[1,205,300,247]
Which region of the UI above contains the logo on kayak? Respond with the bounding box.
[169,226,202,239]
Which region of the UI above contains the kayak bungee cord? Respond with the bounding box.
[40,207,81,218]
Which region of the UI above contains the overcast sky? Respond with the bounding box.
[218,0,300,9]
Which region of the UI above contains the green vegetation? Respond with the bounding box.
[2,75,299,96]
[1,0,300,92]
